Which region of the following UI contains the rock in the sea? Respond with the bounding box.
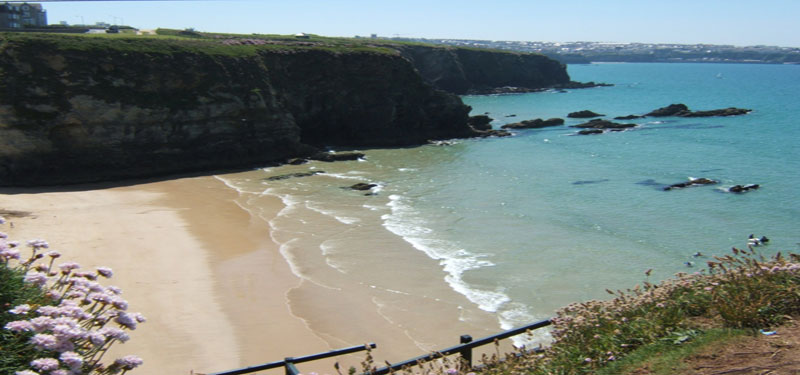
[614,114,645,120]
[468,115,494,131]
[728,184,760,193]
[474,129,512,138]
[568,110,605,118]
[646,104,691,117]
[645,104,752,118]
[501,118,564,129]
[287,158,308,165]
[349,182,377,191]
[309,152,365,162]
[681,107,752,117]
[663,177,718,191]
[553,81,613,89]
[571,119,637,130]
[577,129,604,135]
[266,171,324,181]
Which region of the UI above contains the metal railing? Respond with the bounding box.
[366,318,552,375]
[208,343,377,375]
[208,318,552,375]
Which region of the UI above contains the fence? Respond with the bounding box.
[208,318,552,375]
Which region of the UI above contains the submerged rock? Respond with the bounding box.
[681,107,752,117]
[728,184,760,193]
[614,114,646,120]
[501,118,564,129]
[349,182,377,191]
[571,119,638,130]
[577,129,604,135]
[663,177,718,191]
[266,171,324,181]
[309,152,365,162]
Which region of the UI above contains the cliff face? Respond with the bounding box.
[0,36,480,186]
[0,35,569,186]
[397,45,570,94]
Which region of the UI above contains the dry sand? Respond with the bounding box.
[0,176,332,375]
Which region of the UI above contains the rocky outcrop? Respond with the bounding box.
[0,35,494,186]
[645,104,751,118]
[729,184,760,193]
[571,119,637,130]
[395,45,570,95]
[501,118,564,129]
[568,110,605,118]
[467,115,493,131]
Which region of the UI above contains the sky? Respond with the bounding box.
[42,0,800,47]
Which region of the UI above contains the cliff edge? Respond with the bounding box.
[0,33,569,186]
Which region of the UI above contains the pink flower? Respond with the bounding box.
[0,216,5,224]
[114,355,143,370]
[5,320,34,332]
[30,358,60,371]
[29,316,54,332]
[46,251,61,259]
[27,239,49,249]
[30,334,58,351]
[88,332,106,346]
[60,351,83,370]
[58,262,81,273]
[14,371,40,375]
[9,304,31,315]
[23,272,49,287]
[115,312,138,330]
[96,267,113,278]
[0,248,21,260]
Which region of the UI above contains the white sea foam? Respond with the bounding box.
[305,201,360,225]
[320,172,369,181]
[213,175,260,195]
[382,194,511,314]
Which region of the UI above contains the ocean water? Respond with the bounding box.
[216,63,800,349]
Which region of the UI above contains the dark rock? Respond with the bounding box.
[266,171,324,181]
[501,118,564,129]
[568,110,605,118]
[577,129,604,135]
[309,152,365,162]
[571,119,637,130]
[474,129,512,138]
[614,114,645,120]
[681,107,752,117]
[505,114,517,118]
[646,104,690,117]
[350,183,377,191]
[663,177,718,191]
[728,184,760,193]
[552,81,614,89]
[287,158,308,165]
[468,115,493,131]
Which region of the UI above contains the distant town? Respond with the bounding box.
[367,36,800,65]
[2,2,800,65]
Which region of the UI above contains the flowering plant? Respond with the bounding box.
[1,216,145,375]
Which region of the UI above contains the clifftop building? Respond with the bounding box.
[0,2,47,29]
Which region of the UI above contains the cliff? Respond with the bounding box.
[0,33,568,186]
[395,45,570,94]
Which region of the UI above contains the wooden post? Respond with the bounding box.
[459,335,473,368]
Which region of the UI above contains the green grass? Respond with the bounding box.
[595,328,748,375]
[0,265,52,373]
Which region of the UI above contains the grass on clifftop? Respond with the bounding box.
[0,30,399,57]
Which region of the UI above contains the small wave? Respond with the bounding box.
[398,168,419,172]
[306,201,361,225]
[319,172,370,181]
[213,175,260,195]
[382,194,510,314]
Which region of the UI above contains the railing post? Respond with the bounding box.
[284,358,299,375]
[459,335,473,368]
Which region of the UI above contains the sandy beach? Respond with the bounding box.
[0,176,333,374]
[1,173,505,375]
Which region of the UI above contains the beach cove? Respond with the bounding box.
[0,175,504,375]
[2,62,799,374]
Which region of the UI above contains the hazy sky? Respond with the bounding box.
[44,0,800,47]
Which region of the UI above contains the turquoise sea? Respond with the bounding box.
[217,62,800,349]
